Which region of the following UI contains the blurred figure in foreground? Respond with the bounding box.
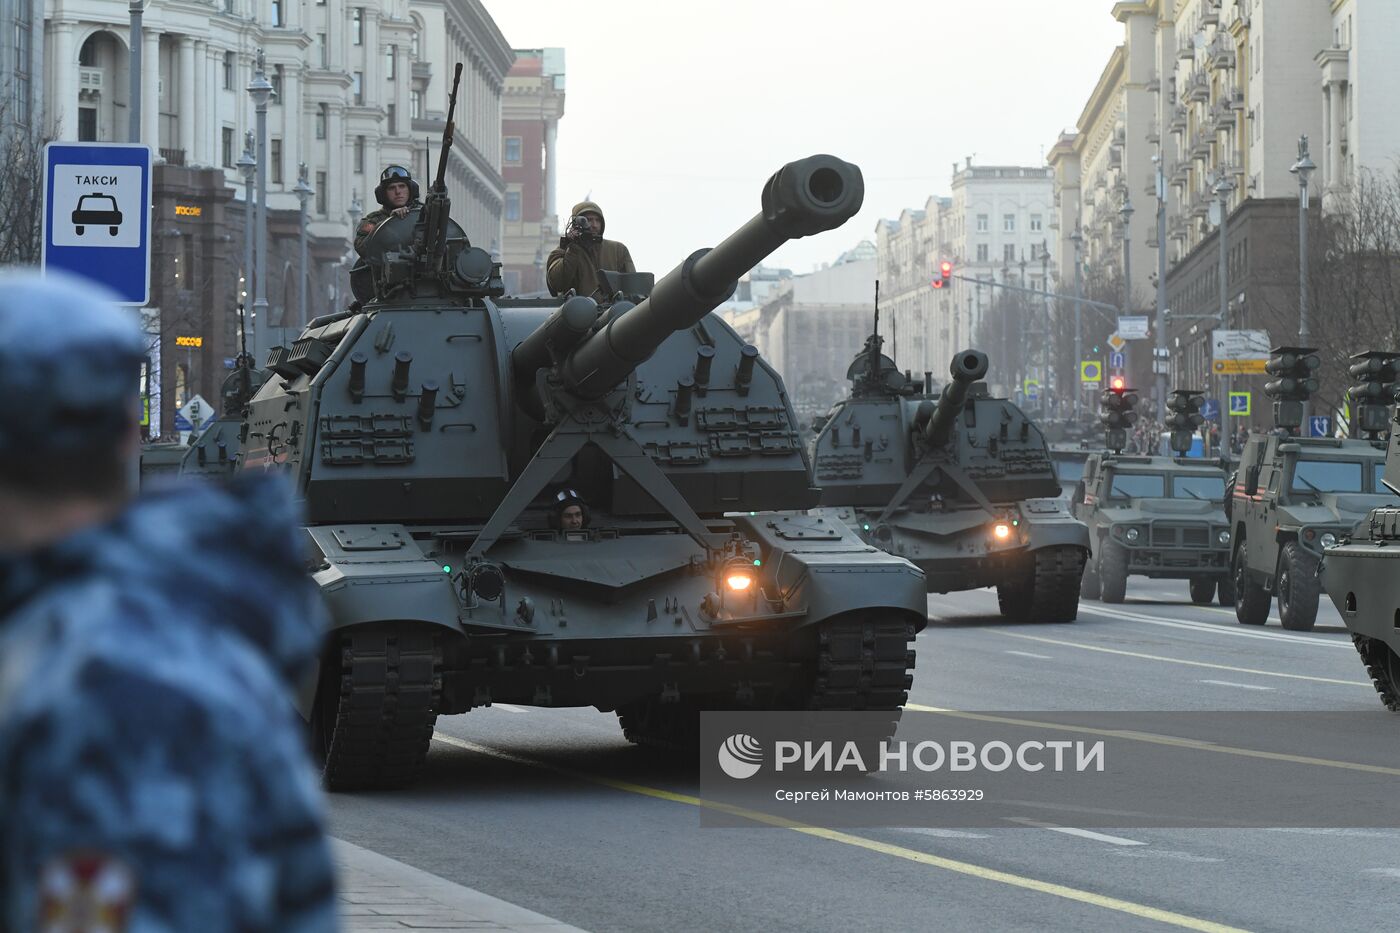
[0,271,337,931]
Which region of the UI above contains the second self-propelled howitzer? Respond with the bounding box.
[812,337,1089,623]
[242,153,928,790]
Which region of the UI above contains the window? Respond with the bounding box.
[1003,214,1016,232]
[77,108,97,141]
[1030,214,1042,232]
[1292,460,1362,494]
[385,46,396,80]
[410,90,422,120]
[976,214,988,233]
[505,191,521,221]
[976,243,989,262]
[223,0,233,12]
[1109,473,1166,499]
[270,0,283,27]
[78,36,96,67]
[222,127,234,167]
[270,139,282,184]
[352,71,363,105]
[1003,243,1016,261]
[1172,476,1225,500]
[270,64,283,102]
[315,103,327,139]
[387,103,397,136]
[504,136,522,164]
[316,171,327,215]
[354,136,365,174]
[352,8,363,45]
[411,30,420,59]
[223,51,235,89]
[180,236,195,291]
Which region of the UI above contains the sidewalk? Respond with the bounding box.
[332,837,589,932]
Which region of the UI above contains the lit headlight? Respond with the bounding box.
[993,522,1012,541]
[1125,527,1140,542]
[725,572,753,592]
[1218,530,1230,546]
[1320,532,1337,549]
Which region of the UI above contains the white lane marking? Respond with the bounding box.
[1004,817,1148,847]
[894,827,992,840]
[1197,679,1275,691]
[1268,828,1400,839]
[1005,650,1053,660]
[1112,850,1223,863]
[1082,604,1351,649]
[1365,868,1400,878]
[491,703,529,713]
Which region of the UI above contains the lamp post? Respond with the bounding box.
[1119,196,1135,312]
[247,50,273,357]
[128,1,143,142]
[236,133,256,359]
[293,162,314,329]
[1154,155,1169,422]
[1290,136,1316,347]
[1071,224,1084,420]
[1040,239,1051,414]
[1215,174,1236,428]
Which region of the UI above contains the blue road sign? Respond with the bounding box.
[1309,415,1332,438]
[1201,398,1220,421]
[1109,351,1125,370]
[42,142,151,305]
[173,412,193,431]
[1228,391,1251,416]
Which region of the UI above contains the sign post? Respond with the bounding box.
[41,142,152,305]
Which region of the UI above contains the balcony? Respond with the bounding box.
[1171,159,1190,185]
[1212,100,1235,131]
[1146,119,1160,144]
[1186,71,1211,103]
[79,67,104,98]
[1178,37,1196,60]
[1146,71,1161,93]
[1201,2,1219,26]
[1191,132,1213,160]
[1208,37,1235,70]
[1169,104,1188,133]
[1145,172,1157,196]
[412,60,431,81]
[160,148,186,166]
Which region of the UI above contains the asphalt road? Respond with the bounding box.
[328,578,1400,933]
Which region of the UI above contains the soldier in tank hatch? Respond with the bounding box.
[551,488,590,531]
[0,270,337,932]
[355,164,423,255]
[546,200,636,302]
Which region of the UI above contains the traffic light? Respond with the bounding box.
[931,260,953,290]
[1099,384,1139,453]
[1263,346,1320,433]
[1110,375,1125,391]
[1165,390,1206,454]
[1346,350,1400,438]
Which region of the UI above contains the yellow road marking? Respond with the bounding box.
[432,732,1251,933]
[987,629,1368,687]
[902,706,1400,777]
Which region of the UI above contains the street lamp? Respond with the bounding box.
[293,162,315,329]
[236,132,256,359]
[1070,224,1084,420]
[1290,136,1316,348]
[246,50,273,358]
[1119,196,1135,311]
[1215,174,1237,426]
[1153,155,1169,422]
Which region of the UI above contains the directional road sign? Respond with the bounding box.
[1118,316,1150,340]
[42,142,151,305]
[1309,416,1332,438]
[1109,351,1125,370]
[1081,360,1103,383]
[1228,392,1251,417]
[1212,359,1268,374]
[179,394,213,432]
[1211,329,1271,361]
[1201,398,1220,421]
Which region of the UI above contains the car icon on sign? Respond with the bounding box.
[72,193,122,236]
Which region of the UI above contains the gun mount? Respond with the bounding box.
[915,350,989,448]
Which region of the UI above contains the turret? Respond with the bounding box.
[915,350,989,448]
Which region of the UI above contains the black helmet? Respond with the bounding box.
[374,164,420,206]
[549,488,590,530]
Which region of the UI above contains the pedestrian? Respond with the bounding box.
[546,200,636,302]
[0,271,337,931]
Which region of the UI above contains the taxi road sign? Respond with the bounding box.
[1080,360,1103,383]
[1228,392,1251,416]
[42,142,152,305]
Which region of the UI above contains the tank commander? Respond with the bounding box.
[546,200,636,301]
[552,488,590,531]
[355,164,423,255]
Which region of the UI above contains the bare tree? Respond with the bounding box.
[0,89,52,266]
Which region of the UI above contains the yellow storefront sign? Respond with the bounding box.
[1212,358,1267,375]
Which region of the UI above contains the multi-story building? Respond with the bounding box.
[876,198,949,380]
[717,263,790,346]
[1,0,43,130]
[1316,2,1400,209]
[500,47,565,295]
[42,0,511,433]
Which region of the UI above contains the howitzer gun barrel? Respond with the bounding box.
[559,155,864,399]
[922,350,989,447]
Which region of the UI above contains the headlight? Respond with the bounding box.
[1218,530,1230,546]
[1125,527,1140,542]
[993,522,1012,541]
[725,572,754,592]
[1320,532,1337,549]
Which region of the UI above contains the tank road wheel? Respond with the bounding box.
[1079,547,1102,601]
[1099,541,1129,604]
[1189,577,1217,605]
[1216,573,1235,606]
[1019,546,1084,622]
[1277,542,1321,632]
[1352,634,1400,712]
[803,615,917,713]
[311,627,441,791]
[1233,540,1270,626]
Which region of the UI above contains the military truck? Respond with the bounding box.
[809,323,1089,624]
[1074,389,1233,604]
[1230,349,1396,631]
[1321,352,1400,707]
[238,94,927,789]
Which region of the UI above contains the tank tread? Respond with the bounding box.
[1351,634,1400,712]
[807,616,917,711]
[1027,547,1084,622]
[321,629,442,791]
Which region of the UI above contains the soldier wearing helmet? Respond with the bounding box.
[354,164,423,255]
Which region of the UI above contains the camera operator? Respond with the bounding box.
[546,200,636,301]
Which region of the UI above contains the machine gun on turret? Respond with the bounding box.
[417,62,461,274]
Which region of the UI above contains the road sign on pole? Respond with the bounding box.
[1080,360,1103,383]
[1118,316,1150,340]
[1309,415,1331,438]
[1024,379,1040,401]
[1107,334,1127,352]
[1201,398,1220,421]
[1109,351,1125,370]
[42,142,151,305]
[1228,392,1251,417]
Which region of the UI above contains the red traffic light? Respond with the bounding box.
[940,261,953,277]
[1110,376,1125,390]
[931,278,944,289]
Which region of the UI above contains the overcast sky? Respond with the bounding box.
[488,1,1124,276]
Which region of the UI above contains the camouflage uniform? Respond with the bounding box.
[0,271,336,932]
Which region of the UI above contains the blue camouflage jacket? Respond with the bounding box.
[0,475,336,932]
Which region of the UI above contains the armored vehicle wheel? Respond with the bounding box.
[996,579,1031,621]
[310,626,441,791]
[1079,549,1101,601]
[1216,574,1235,606]
[1352,634,1400,712]
[1099,542,1129,604]
[1233,541,1270,626]
[1189,577,1216,605]
[1277,542,1320,632]
[1017,546,1083,622]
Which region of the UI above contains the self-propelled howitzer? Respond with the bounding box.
[241,155,928,790]
[812,344,1089,623]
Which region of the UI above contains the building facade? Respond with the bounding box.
[42,0,512,432]
[1,0,44,129]
[500,47,565,295]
